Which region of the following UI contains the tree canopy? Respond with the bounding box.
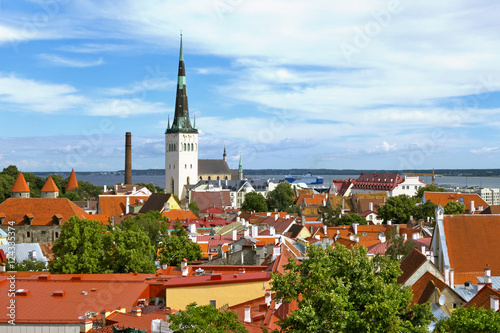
[241,192,268,212]
[322,207,367,227]
[377,195,419,224]
[444,201,466,215]
[433,306,500,332]
[384,229,417,262]
[158,221,202,266]
[168,303,248,333]
[270,244,433,332]
[121,211,168,251]
[6,259,47,271]
[50,216,157,274]
[267,182,295,212]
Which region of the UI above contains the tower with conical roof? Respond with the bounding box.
[10,172,30,198]
[65,169,79,192]
[41,176,59,198]
[165,34,199,197]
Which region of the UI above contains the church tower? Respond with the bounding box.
[165,35,198,198]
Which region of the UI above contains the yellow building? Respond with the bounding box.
[164,271,271,310]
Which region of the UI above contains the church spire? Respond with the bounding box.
[223,146,227,161]
[167,34,197,134]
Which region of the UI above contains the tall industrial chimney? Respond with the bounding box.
[125,132,132,185]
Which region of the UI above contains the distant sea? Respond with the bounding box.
[71,173,500,190]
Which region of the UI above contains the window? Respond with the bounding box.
[191,143,194,151]
[190,164,192,169]
[184,143,187,151]
[55,232,59,238]
[185,164,187,169]
[27,231,30,238]
[209,300,216,308]
[41,230,47,235]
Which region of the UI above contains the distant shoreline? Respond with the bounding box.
[31,168,500,178]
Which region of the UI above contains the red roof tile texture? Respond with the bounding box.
[424,192,488,213]
[11,172,30,193]
[98,196,149,217]
[410,271,447,305]
[0,198,106,226]
[65,169,79,191]
[443,215,500,284]
[397,248,428,285]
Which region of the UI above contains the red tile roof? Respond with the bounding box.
[163,271,271,288]
[0,273,152,324]
[442,215,500,284]
[162,209,197,221]
[424,192,489,213]
[41,176,59,192]
[65,169,79,191]
[98,196,149,217]
[410,271,447,305]
[397,248,428,285]
[0,198,108,226]
[11,172,30,193]
[465,284,500,310]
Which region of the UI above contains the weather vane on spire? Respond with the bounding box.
[180,29,182,37]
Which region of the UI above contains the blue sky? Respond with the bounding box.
[1,0,500,172]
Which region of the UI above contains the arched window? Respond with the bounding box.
[199,176,202,181]
[184,143,187,151]
[217,176,220,180]
[225,176,228,180]
[208,176,211,181]
[27,231,30,238]
[191,143,194,151]
[55,232,59,238]
[187,176,190,185]
[170,177,175,193]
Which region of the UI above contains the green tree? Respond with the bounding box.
[270,244,433,333]
[168,303,248,333]
[338,213,368,226]
[158,221,202,266]
[121,211,168,251]
[2,165,19,178]
[415,184,446,200]
[106,221,157,273]
[7,259,47,271]
[241,192,268,212]
[415,200,437,222]
[267,183,295,212]
[433,306,500,332]
[444,201,466,215]
[188,201,200,217]
[377,195,419,224]
[0,174,15,203]
[60,191,83,201]
[50,216,158,274]
[50,217,110,274]
[385,229,416,262]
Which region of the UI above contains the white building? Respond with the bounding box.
[478,188,500,206]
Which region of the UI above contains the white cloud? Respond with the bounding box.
[366,141,397,154]
[39,54,104,67]
[0,73,84,113]
[470,147,500,154]
[56,43,132,53]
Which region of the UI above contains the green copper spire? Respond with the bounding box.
[238,155,243,173]
[167,34,197,134]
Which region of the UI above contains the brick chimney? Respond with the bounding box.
[125,132,132,185]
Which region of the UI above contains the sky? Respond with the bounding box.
[1,0,500,172]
